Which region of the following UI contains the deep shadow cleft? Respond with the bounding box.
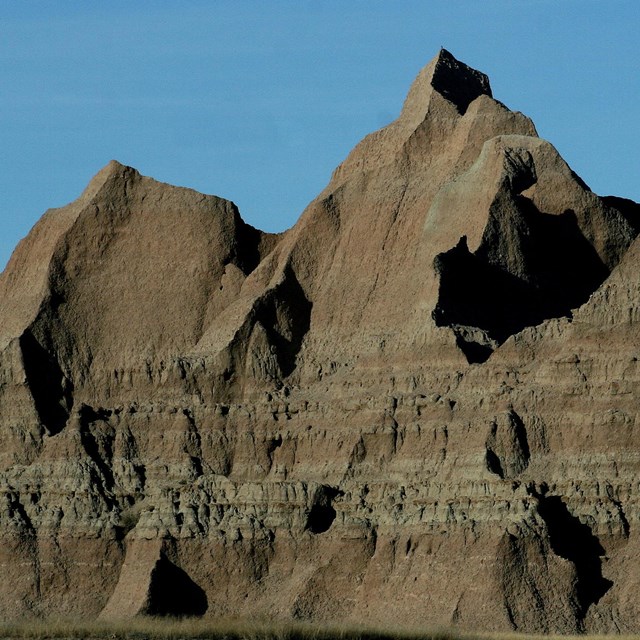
[254,266,312,378]
[433,201,610,363]
[536,493,613,618]
[19,330,73,435]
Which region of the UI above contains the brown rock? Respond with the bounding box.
[0,48,639,633]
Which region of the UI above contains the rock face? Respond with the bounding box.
[1,49,639,633]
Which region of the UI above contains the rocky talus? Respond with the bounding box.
[1,49,640,633]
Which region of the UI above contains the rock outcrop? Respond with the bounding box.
[1,49,640,633]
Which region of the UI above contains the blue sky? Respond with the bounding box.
[1,1,638,268]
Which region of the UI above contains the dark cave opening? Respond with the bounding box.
[305,485,341,534]
[145,554,208,618]
[306,503,337,534]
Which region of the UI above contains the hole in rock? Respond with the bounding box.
[305,485,341,534]
[79,404,112,423]
[306,503,336,534]
[144,554,208,617]
[454,334,494,365]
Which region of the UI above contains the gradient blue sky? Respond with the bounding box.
[1,1,638,268]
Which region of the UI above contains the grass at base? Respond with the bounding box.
[0,618,477,640]
[0,619,635,640]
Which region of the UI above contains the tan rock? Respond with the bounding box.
[0,48,639,633]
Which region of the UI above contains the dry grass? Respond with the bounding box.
[0,618,471,640]
[0,619,637,640]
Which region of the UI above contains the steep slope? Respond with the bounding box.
[0,49,639,633]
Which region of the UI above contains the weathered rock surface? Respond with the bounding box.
[1,49,639,633]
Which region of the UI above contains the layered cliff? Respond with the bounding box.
[1,49,639,633]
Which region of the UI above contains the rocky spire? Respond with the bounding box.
[400,48,493,125]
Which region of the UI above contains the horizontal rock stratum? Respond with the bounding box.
[1,49,640,633]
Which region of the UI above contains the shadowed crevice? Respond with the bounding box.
[78,404,116,502]
[235,218,268,275]
[253,266,312,378]
[485,409,530,479]
[19,330,73,435]
[433,201,610,363]
[536,494,612,618]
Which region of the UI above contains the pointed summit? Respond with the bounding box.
[401,49,492,123]
[431,48,492,112]
[76,159,137,204]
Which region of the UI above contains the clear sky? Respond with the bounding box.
[1,1,638,269]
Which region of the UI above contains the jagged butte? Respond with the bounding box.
[1,49,640,632]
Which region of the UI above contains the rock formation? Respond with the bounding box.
[1,49,639,633]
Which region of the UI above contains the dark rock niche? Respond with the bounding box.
[20,330,74,435]
[306,486,340,534]
[144,554,208,617]
[433,200,610,363]
[537,493,612,618]
[307,503,337,534]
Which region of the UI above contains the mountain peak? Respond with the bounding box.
[79,159,137,203]
[401,49,492,122]
[431,49,492,111]
[2,49,640,634]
